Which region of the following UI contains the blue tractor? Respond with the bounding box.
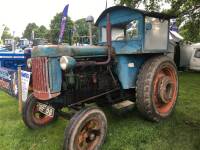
[0,38,31,70]
[22,6,178,149]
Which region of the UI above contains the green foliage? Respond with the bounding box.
[179,20,200,42]
[23,23,49,40]
[92,26,98,45]
[14,37,20,43]
[115,0,142,8]
[37,25,49,40]
[49,13,74,44]
[23,23,38,40]
[1,26,13,42]
[75,18,89,36]
[0,72,200,149]
[167,0,200,42]
[74,18,98,45]
[114,0,167,11]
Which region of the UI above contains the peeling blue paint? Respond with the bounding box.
[48,58,62,92]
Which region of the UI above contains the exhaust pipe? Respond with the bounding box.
[77,13,112,67]
[95,13,112,65]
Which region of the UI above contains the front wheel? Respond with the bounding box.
[136,56,178,122]
[63,106,107,150]
[22,93,57,129]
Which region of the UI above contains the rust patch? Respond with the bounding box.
[32,57,60,101]
[153,63,178,114]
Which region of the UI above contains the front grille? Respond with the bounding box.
[32,57,49,92]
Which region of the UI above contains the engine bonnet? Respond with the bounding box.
[32,45,108,58]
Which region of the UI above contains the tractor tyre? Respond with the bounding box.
[63,106,107,150]
[22,93,57,129]
[136,56,178,122]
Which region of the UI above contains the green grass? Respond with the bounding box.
[0,72,200,150]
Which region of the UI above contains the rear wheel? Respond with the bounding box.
[136,56,178,122]
[63,106,107,150]
[22,93,57,129]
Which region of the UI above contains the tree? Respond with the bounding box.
[23,23,38,40]
[1,26,12,42]
[14,36,20,43]
[23,23,49,40]
[167,0,200,42]
[179,20,200,42]
[75,18,89,36]
[37,25,49,39]
[114,0,166,11]
[73,18,98,45]
[49,12,74,44]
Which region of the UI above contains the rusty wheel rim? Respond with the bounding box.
[31,103,53,125]
[75,118,102,150]
[153,63,177,114]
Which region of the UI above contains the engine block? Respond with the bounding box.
[62,66,116,105]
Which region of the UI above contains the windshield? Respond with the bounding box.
[126,20,138,39]
[100,19,139,42]
[194,49,200,58]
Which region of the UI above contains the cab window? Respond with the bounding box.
[126,20,139,40]
[194,49,200,58]
[100,19,139,42]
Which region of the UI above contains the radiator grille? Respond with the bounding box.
[32,57,49,92]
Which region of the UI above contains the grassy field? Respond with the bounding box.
[0,72,200,150]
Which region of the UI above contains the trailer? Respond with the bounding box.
[22,6,178,150]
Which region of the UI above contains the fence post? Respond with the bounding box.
[18,66,22,113]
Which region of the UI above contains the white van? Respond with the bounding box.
[190,46,200,71]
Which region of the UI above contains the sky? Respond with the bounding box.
[0,0,115,37]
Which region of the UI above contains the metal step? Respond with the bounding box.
[112,100,135,112]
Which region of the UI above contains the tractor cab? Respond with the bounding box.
[96,6,173,54]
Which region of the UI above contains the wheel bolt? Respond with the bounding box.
[89,133,95,141]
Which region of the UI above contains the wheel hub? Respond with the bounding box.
[77,120,101,150]
[32,102,54,125]
[158,76,174,104]
[88,132,96,141]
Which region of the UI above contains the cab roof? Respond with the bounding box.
[95,6,175,26]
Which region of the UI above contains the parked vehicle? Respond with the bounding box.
[18,38,30,49]
[179,43,200,71]
[22,6,178,150]
[168,31,200,71]
[0,49,31,70]
[189,43,200,71]
[0,38,31,70]
[32,38,48,46]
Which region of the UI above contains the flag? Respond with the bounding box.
[58,4,69,44]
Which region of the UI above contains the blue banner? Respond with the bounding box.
[0,67,18,97]
[58,4,69,43]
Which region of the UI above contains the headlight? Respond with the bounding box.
[27,58,32,68]
[60,56,69,70]
[60,56,76,71]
